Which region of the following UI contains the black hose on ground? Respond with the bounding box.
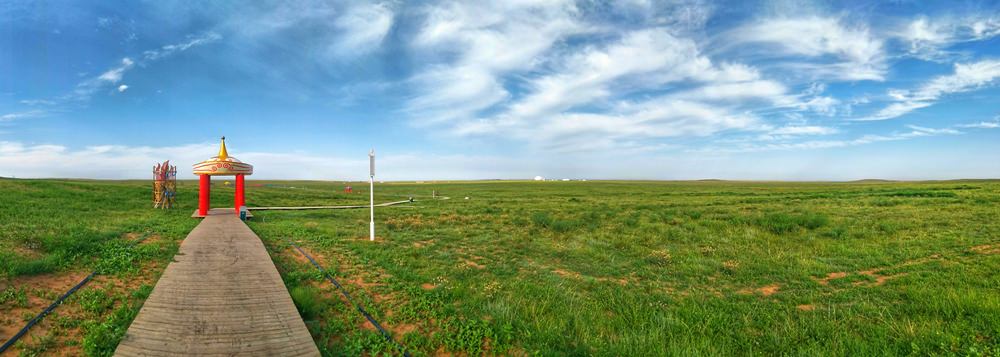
[286,240,411,357]
[0,232,152,354]
[0,271,96,354]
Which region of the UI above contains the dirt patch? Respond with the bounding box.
[386,215,426,229]
[288,244,327,267]
[463,259,486,270]
[601,277,629,286]
[797,304,816,311]
[552,269,581,279]
[856,270,907,287]
[390,322,419,336]
[758,284,780,296]
[412,240,435,248]
[345,276,382,290]
[10,245,42,260]
[815,272,849,285]
[815,254,942,288]
[0,270,90,295]
[421,283,436,290]
[739,283,781,296]
[970,244,1000,255]
[356,236,387,242]
[360,320,419,336]
[435,213,467,224]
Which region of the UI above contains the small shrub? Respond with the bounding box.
[531,212,553,228]
[823,226,848,239]
[0,286,29,308]
[81,302,140,357]
[290,286,324,320]
[752,212,828,234]
[76,287,116,316]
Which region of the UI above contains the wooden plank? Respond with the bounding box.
[115,208,319,356]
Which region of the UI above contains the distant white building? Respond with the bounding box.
[533,176,545,181]
[561,178,570,181]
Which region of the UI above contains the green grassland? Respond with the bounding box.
[1,178,999,356]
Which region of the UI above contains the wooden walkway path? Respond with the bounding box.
[115,209,319,356]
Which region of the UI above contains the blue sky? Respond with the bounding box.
[2,0,999,180]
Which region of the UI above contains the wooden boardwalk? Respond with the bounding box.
[115,209,319,356]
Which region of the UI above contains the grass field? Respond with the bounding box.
[1,178,999,356]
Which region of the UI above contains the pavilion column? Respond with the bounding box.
[235,174,245,214]
[199,175,211,216]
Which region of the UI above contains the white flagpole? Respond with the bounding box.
[369,149,375,242]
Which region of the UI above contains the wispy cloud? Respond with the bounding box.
[895,15,1000,61]
[0,110,46,122]
[331,3,393,56]
[29,33,221,106]
[720,16,886,81]
[866,60,1000,120]
[18,99,55,106]
[957,118,1000,129]
[142,32,222,61]
[699,125,960,153]
[406,0,583,124]
[0,140,537,180]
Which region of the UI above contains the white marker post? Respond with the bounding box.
[369,149,375,242]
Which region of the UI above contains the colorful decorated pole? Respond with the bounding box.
[153,160,177,209]
[369,149,375,242]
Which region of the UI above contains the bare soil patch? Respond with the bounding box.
[970,243,1000,255]
[815,272,848,285]
[463,258,486,270]
[739,283,781,296]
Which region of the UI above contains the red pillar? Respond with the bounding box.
[234,174,245,214]
[199,174,211,216]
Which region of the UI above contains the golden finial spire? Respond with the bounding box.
[217,136,229,160]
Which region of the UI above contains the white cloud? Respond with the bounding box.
[899,17,952,59]
[332,3,393,56]
[456,96,763,152]
[142,32,222,61]
[957,119,1000,129]
[723,17,886,81]
[96,57,135,84]
[769,125,839,136]
[0,141,539,180]
[406,0,583,124]
[117,84,129,92]
[970,18,1000,39]
[868,60,1000,120]
[45,33,220,104]
[506,28,738,120]
[18,99,55,106]
[701,124,960,153]
[895,16,1000,60]
[0,110,46,122]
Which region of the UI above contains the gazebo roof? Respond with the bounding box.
[193,137,253,176]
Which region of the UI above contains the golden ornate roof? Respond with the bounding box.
[193,137,253,176]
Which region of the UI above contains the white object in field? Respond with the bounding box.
[369,149,375,242]
[561,178,570,181]
[464,196,469,200]
[533,176,544,181]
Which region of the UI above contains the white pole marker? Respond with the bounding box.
[369,149,375,242]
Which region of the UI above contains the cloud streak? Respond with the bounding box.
[867,60,1000,120]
